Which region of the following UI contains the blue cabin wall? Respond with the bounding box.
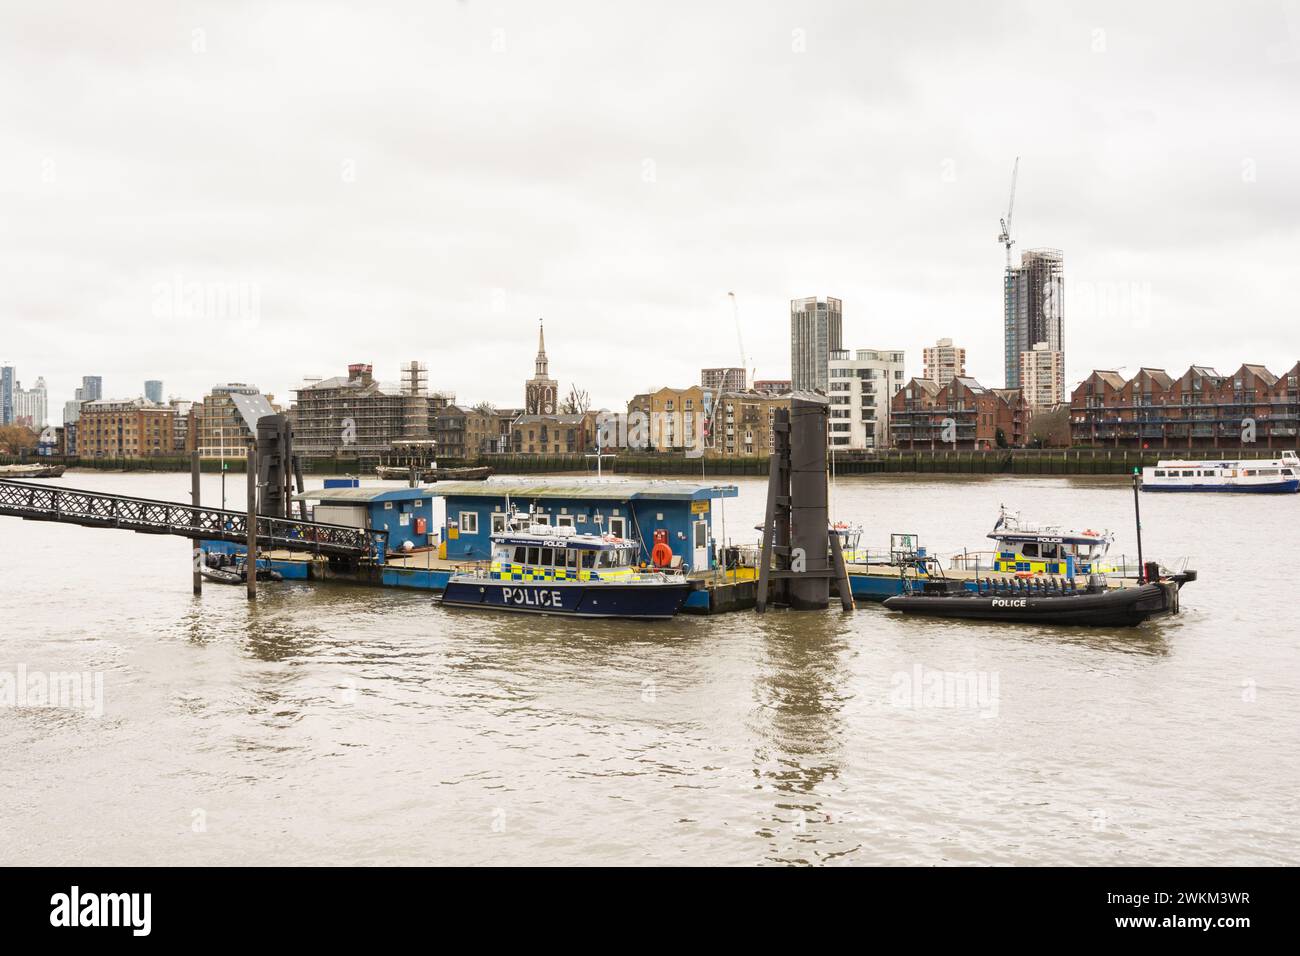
[440,494,716,571]
[365,496,435,553]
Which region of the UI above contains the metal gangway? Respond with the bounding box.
[0,479,382,558]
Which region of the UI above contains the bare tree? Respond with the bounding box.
[560,385,591,416]
[1027,405,1071,448]
[472,400,497,416]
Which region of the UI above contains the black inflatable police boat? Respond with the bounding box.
[882,568,1196,628]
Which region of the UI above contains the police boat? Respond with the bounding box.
[984,507,1118,577]
[439,516,695,619]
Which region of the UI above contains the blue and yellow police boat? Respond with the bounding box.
[440,518,694,619]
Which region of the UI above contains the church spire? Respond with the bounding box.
[535,317,548,377]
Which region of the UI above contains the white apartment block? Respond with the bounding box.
[922,338,966,387]
[827,348,906,449]
[1019,342,1065,408]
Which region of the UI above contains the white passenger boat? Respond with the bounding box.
[1141,452,1300,493]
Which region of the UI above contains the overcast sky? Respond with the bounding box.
[2,0,1298,418]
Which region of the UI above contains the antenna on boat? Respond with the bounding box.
[1132,469,1145,583]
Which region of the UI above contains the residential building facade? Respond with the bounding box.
[752,379,792,396]
[790,296,843,392]
[1004,248,1064,391]
[0,366,13,425]
[1070,362,1300,449]
[196,383,276,459]
[827,349,906,449]
[890,377,1027,450]
[708,391,791,457]
[512,412,597,454]
[1019,342,1066,410]
[922,338,966,387]
[626,386,706,451]
[434,404,468,459]
[14,376,48,429]
[701,367,747,394]
[76,398,176,458]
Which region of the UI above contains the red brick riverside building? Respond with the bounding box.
[890,377,1027,449]
[1070,362,1300,449]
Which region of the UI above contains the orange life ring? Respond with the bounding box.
[651,542,673,567]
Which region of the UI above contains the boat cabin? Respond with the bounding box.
[989,510,1114,576]
[488,525,641,582]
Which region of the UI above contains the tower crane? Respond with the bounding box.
[726,291,752,389]
[997,157,1019,270]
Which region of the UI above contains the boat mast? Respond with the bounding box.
[1132,469,1145,582]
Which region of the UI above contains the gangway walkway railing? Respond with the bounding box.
[0,479,383,558]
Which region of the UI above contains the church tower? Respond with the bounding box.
[525,318,559,415]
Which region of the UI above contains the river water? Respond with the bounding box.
[1,471,1295,866]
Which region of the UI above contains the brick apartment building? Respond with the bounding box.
[76,398,176,458]
[1071,362,1300,449]
[889,377,1028,449]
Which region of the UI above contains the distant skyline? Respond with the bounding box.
[2,1,1298,414]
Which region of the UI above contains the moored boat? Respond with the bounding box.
[0,463,66,478]
[980,507,1118,576]
[440,519,693,619]
[1141,452,1300,493]
[375,464,492,481]
[883,570,1195,627]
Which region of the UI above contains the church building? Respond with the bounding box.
[525,319,559,415]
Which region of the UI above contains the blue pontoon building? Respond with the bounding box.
[429,479,739,574]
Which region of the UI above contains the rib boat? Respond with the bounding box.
[883,571,1194,627]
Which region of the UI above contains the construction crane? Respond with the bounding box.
[726,291,752,389]
[997,156,1020,270]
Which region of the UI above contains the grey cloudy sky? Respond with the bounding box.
[2,0,1298,417]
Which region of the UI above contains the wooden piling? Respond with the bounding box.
[246,443,257,600]
[191,451,202,596]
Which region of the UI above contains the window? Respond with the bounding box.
[540,547,554,566]
[608,516,626,538]
[527,547,541,565]
[1022,542,1039,557]
[513,547,527,563]
[581,551,596,568]
[459,511,479,534]
[384,502,393,510]
[491,512,507,534]
[556,515,574,529]
[566,548,579,567]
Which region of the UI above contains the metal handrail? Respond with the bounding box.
[0,479,383,557]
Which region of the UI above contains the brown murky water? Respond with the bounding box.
[1,471,1295,865]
